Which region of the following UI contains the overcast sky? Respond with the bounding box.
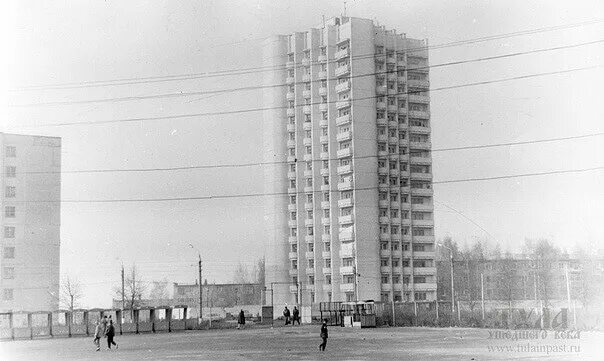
[1,0,603,307]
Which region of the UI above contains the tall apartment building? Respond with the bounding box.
[0,133,61,312]
[263,17,436,308]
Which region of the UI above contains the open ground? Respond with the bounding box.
[1,325,603,361]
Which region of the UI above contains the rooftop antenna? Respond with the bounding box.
[343,1,347,16]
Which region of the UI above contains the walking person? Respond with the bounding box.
[237,309,246,330]
[92,320,102,351]
[101,315,108,339]
[292,306,300,325]
[105,319,118,350]
[283,306,291,325]
[318,319,328,351]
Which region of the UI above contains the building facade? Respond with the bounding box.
[263,16,436,308]
[0,133,61,312]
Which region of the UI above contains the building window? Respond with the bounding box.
[5,166,16,178]
[3,247,15,259]
[381,292,389,303]
[325,259,331,268]
[324,242,330,252]
[381,259,389,267]
[2,267,14,279]
[381,274,389,284]
[290,228,297,237]
[4,186,17,198]
[308,243,314,252]
[2,289,13,301]
[4,227,15,238]
[5,146,16,158]
[414,292,427,301]
[291,260,298,269]
[5,207,15,218]
[309,276,315,285]
[326,275,332,285]
[308,259,314,269]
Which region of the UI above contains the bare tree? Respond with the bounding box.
[60,275,84,312]
[233,262,251,284]
[115,264,147,319]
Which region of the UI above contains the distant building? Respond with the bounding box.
[263,16,435,308]
[111,282,263,317]
[0,133,61,312]
[436,256,604,304]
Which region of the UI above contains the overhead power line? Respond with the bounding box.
[11,65,600,128]
[9,166,604,204]
[10,39,603,107]
[14,131,604,175]
[9,18,603,91]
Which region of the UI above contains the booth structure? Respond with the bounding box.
[0,305,191,340]
[341,301,377,328]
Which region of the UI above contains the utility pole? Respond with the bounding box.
[564,263,576,328]
[198,254,203,323]
[480,273,485,321]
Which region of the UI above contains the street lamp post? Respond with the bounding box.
[437,243,455,315]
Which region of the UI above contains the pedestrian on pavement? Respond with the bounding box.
[319,319,328,351]
[237,309,246,329]
[92,320,102,351]
[283,306,291,325]
[101,315,108,338]
[292,306,300,325]
[105,319,118,350]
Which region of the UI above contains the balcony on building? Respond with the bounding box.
[336,99,350,110]
[303,154,312,162]
[410,156,431,165]
[408,110,430,119]
[288,204,297,212]
[413,235,434,243]
[408,79,430,88]
[388,120,398,128]
[380,266,391,274]
[411,188,433,197]
[286,60,295,69]
[410,125,431,134]
[319,103,328,112]
[377,150,388,157]
[320,184,330,192]
[381,284,392,291]
[413,219,434,227]
[305,250,314,259]
[379,216,390,224]
[378,166,388,174]
[398,107,408,114]
[302,74,311,83]
[339,214,354,224]
[302,89,311,99]
[412,251,435,260]
[339,265,354,275]
[389,169,400,177]
[335,64,350,77]
[318,54,327,63]
[413,283,437,291]
[322,267,332,275]
[288,236,297,244]
[337,164,352,174]
[318,71,327,79]
[301,57,310,67]
[409,141,432,150]
[286,91,295,101]
[376,85,387,95]
[287,108,295,117]
[289,285,298,292]
[336,81,350,93]
[321,200,330,209]
[321,234,330,242]
[336,148,352,158]
[377,134,388,143]
[337,180,353,191]
[388,104,398,113]
[301,137,311,147]
[319,118,329,127]
[305,267,315,275]
[378,200,389,208]
[287,124,296,132]
[288,219,297,228]
[289,251,298,260]
[320,168,329,177]
[287,186,297,194]
[319,87,327,96]
[335,47,349,60]
[336,114,351,126]
[286,76,295,84]
[322,250,331,259]
[339,229,354,241]
[302,105,311,114]
[387,72,397,81]
[339,247,354,259]
[380,249,391,258]
[408,94,429,104]
[321,217,331,225]
[340,283,355,292]
[337,198,353,208]
[289,269,298,276]
[320,152,329,160]
[304,202,313,211]
[317,135,328,144]
[336,131,352,142]
[411,172,432,181]
[376,101,386,110]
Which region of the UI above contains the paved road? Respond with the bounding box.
[1,325,602,360]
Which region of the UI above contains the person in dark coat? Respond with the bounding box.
[105,319,118,350]
[283,306,291,325]
[237,309,246,329]
[101,315,108,337]
[292,306,300,325]
[319,319,328,351]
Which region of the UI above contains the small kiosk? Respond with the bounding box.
[341,301,376,328]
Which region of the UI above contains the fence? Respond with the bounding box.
[0,305,196,341]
